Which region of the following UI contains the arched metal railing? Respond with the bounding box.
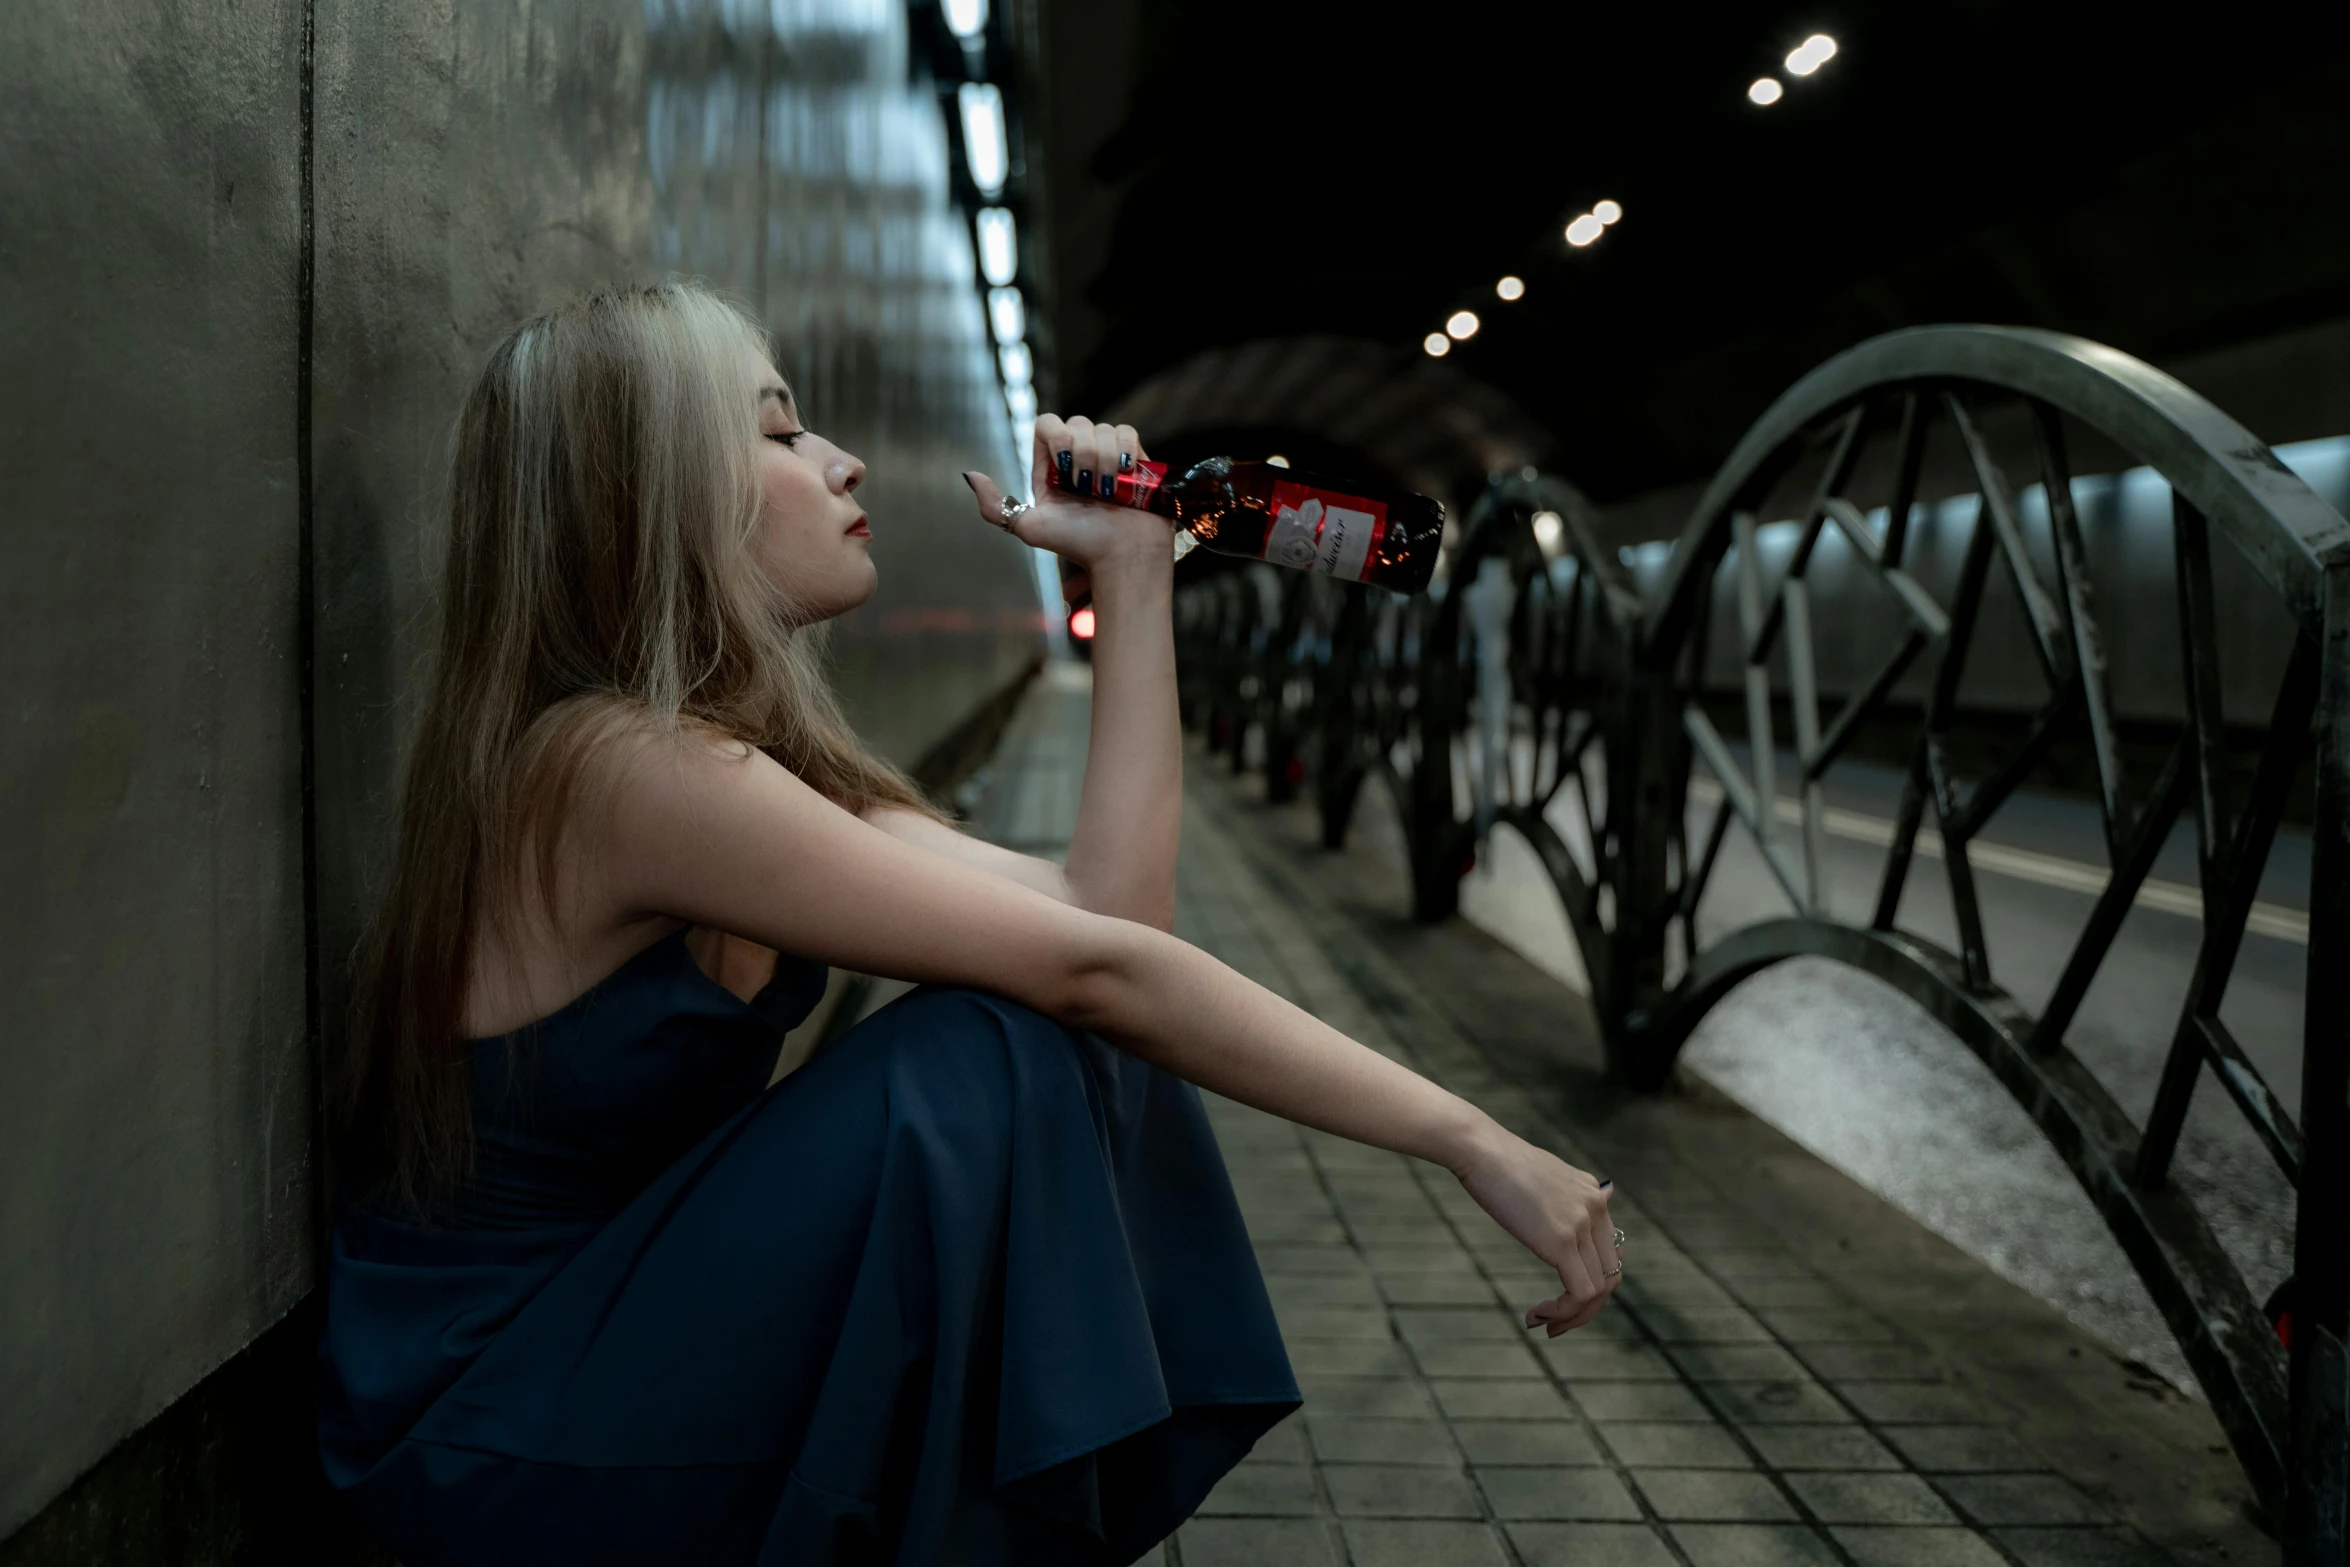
[1173,326,2350,1558]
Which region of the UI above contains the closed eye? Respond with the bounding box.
[767,430,806,448]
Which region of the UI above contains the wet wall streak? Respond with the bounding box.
[642,0,1039,763]
[3,0,1041,1538]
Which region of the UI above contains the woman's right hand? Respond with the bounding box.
[1452,1124,1622,1335]
[963,414,1170,576]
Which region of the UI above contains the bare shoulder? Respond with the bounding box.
[586,715,833,859]
[516,704,1119,1017]
[567,705,775,798]
[571,714,949,942]
[458,712,730,1036]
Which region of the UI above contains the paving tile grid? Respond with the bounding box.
[1168,799,2178,1567]
[964,673,2213,1566]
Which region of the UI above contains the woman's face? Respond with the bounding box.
[748,354,874,621]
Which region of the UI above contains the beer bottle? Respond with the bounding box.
[1051,455,1444,594]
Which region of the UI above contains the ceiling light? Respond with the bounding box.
[987,285,1024,344]
[1748,76,1783,105]
[1423,332,1451,358]
[958,83,1007,196]
[975,207,1017,286]
[1786,34,1837,76]
[1592,199,1622,226]
[998,341,1032,387]
[1446,310,1480,340]
[1266,454,1291,468]
[1069,605,1096,640]
[1531,510,1563,555]
[1565,213,1604,247]
[1005,382,1036,422]
[941,0,988,38]
[1495,275,1525,301]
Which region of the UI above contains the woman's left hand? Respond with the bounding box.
[964,414,1170,573]
[1451,1123,1622,1336]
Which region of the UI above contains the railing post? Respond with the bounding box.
[1413,594,1468,921]
[1606,626,1681,1085]
[1313,585,1369,849]
[2287,562,2350,1563]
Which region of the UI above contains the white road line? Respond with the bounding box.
[1684,777,2309,946]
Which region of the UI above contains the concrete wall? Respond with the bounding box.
[0,0,315,1536]
[2,0,1042,1540]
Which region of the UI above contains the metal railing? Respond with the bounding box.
[1174,326,2350,1559]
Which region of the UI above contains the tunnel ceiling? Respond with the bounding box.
[1032,0,2350,503]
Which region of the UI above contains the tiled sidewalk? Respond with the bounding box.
[965,667,2251,1567]
[1177,809,2029,1567]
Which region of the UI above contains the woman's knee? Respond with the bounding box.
[875,985,1077,1053]
[851,987,1096,1150]
[875,986,1113,1100]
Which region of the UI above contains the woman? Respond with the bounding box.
[318,282,1620,1566]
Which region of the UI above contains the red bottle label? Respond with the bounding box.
[1112,459,1168,508]
[1263,480,1388,583]
[1086,462,1389,582]
[1048,459,1169,506]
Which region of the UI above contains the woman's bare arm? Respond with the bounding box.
[859,807,1074,903]
[1059,548,1179,929]
[590,727,1621,1332]
[958,415,1183,931]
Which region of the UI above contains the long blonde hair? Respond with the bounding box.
[338,281,934,1211]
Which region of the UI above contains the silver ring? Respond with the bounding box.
[1613,1228,1628,1249]
[997,495,1031,528]
[1603,1263,1623,1277]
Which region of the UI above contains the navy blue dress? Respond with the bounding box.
[316,931,1298,1565]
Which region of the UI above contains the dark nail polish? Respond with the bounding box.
[1056,450,1072,482]
[1599,1179,1613,1190]
[961,471,977,491]
[1118,452,1132,471]
[1099,472,1117,498]
[1075,469,1092,495]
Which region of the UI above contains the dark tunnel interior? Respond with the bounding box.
[6,1,2350,1562]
